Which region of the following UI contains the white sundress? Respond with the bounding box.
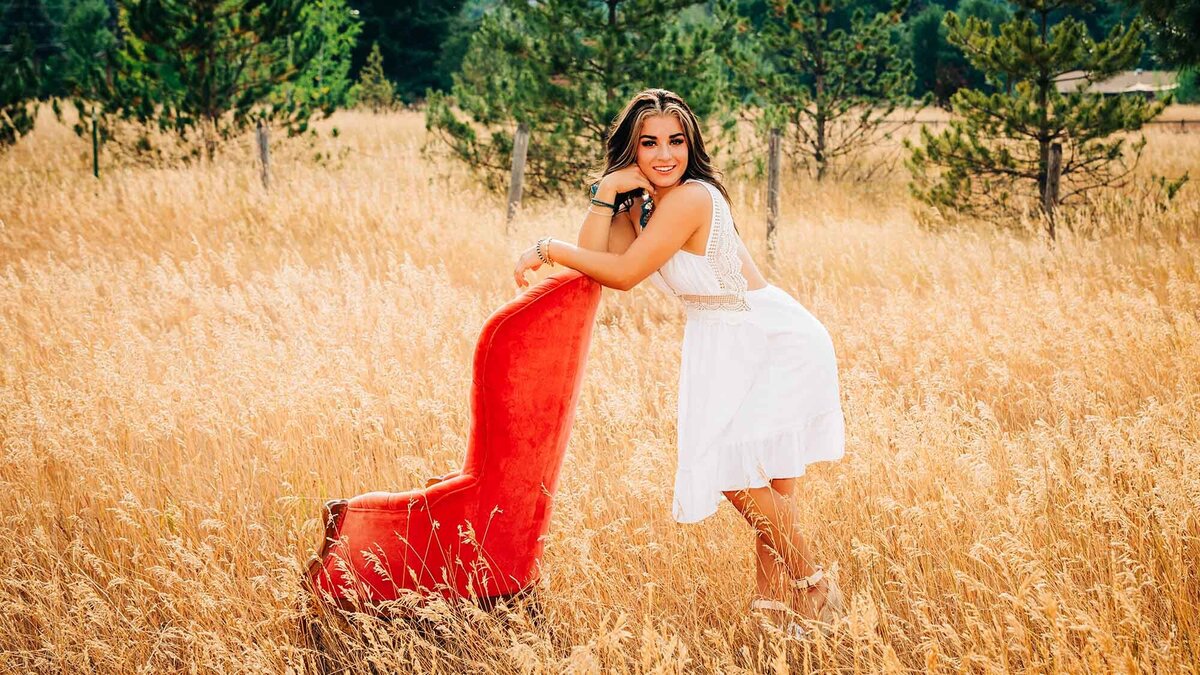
[644,178,846,524]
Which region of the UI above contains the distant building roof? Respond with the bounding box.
[1054,69,1178,94]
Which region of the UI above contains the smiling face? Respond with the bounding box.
[636,114,689,188]
[600,89,737,230]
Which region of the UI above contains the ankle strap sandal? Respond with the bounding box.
[792,562,847,625]
[791,565,824,591]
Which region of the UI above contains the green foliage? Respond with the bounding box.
[907,0,1010,105]
[2,0,361,159]
[348,42,396,111]
[904,0,1173,237]
[59,0,119,139]
[123,0,328,158]
[1125,0,1200,66]
[1176,66,1200,103]
[0,0,58,147]
[433,0,492,95]
[909,4,951,101]
[956,0,1010,31]
[717,0,916,181]
[347,0,468,104]
[426,0,725,198]
[0,30,40,147]
[270,0,362,117]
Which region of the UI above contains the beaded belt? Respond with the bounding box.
[679,293,750,312]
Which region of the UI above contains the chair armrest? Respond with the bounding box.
[424,469,463,488]
[351,473,476,512]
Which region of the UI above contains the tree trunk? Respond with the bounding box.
[1037,137,1048,209]
[814,69,827,181]
[605,0,618,108]
[204,115,219,162]
[1034,7,1055,239]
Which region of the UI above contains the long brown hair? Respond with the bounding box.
[592,88,736,230]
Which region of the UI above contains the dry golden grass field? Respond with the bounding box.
[1,105,1198,673]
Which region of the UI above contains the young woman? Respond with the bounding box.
[512,88,847,639]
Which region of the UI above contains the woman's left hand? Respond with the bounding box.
[513,243,544,288]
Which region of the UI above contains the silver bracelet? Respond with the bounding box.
[588,205,614,217]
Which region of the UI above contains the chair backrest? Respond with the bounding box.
[460,270,602,561]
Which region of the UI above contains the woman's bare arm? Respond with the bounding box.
[605,209,638,254]
[546,183,708,291]
[575,183,624,251]
[576,199,643,254]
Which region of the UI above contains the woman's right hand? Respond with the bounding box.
[599,164,658,199]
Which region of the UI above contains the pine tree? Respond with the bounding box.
[1126,0,1200,66]
[123,0,326,159]
[347,0,468,104]
[1177,67,1200,103]
[269,0,362,118]
[425,0,724,198]
[907,0,1011,106]
[0,31,39,147]
[58,0,119,174]
[909,4,955,103]
[904,0,1170,238]
[0,0,58,147]
[350,42,396,111]
[717,0,916,182]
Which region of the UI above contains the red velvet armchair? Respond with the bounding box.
[305,270,602,612]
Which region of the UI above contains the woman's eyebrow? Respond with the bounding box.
[639,132,686,140]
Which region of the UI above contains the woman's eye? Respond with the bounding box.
[671,139,683,145]
[641,141,655,147]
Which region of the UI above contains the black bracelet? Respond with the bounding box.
[589,182,617,211]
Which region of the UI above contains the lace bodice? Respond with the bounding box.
[648,179,750,312]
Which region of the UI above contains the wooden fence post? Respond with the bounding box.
[1043,141,1062,240]
[256,118,270,190]
[766,127,782,257]
[506,122,531,231]
[91,107,100,179]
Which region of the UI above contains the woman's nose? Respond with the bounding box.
[656,144,671,160]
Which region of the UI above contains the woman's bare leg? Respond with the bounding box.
[755,478,797,598]
[725,480,831,620]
